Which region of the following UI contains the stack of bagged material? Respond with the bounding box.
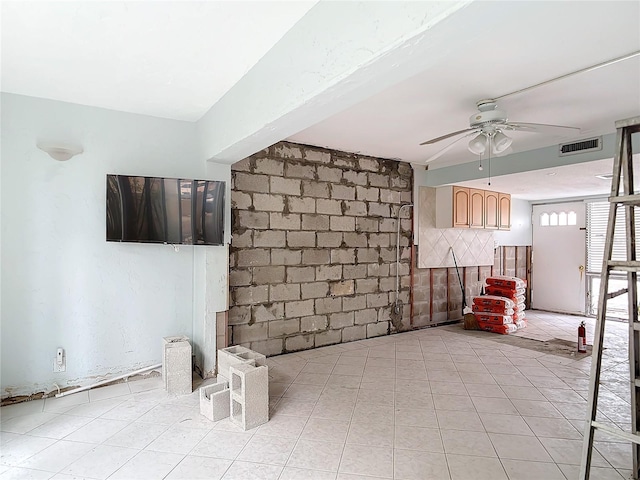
[485,275,527,330]
[472,295,517,335]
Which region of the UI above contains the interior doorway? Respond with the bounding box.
[532,202,586,314]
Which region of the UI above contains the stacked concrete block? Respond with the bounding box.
[199,379,230,421]
[217,345,266,381]
[162,336,192,395]
[229,363,269,430]
[229,141,414,356]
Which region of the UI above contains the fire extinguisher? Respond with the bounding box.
[578,321,587,353]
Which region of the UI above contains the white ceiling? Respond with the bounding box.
[2,1,639,202]
[287,1,640,168]
[0,1,316,121]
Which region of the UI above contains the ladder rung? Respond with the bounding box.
[591,421,640,444]
[606,288,629,299]
[632,323,640,331]
[634,378,640,388]
[607,260,640,272]
[609,194,640,206]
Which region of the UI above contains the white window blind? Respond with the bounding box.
[586,201,640,273]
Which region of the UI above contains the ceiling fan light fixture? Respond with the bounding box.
[492,131,512,154]
[468,133,487,155]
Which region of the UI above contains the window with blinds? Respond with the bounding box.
[586,201,640,273]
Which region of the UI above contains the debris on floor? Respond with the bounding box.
[471,276,527,334]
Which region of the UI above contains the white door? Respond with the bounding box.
[532,202,586,314]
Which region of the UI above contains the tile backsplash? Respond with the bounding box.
[417,187,494,268]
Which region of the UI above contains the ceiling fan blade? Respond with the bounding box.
[420,127,477,145]
[505,122,581,135]
[423,131,479,164]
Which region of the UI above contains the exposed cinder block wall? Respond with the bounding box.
[229,142,413,355]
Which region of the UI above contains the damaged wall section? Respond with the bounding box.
[229,141,413,355]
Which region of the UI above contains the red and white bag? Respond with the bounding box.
[477,321,518,335]
[473,295,515,309]
[485,275,526,290]
[473,313,514,325]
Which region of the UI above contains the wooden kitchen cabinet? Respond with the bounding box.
[436,186,510,230]
[484,190,499,229]
[499,193,511,230]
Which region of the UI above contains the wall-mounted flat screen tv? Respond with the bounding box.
[106,174,225,245]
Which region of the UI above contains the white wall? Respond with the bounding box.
[1,93,230,397]
[494,197,532,246]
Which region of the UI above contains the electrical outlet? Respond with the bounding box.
[53,347,66,372]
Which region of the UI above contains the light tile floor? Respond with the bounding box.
[0,310,634,479]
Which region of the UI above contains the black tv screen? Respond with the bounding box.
[106,174,225,245]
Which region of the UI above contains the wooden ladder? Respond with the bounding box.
[580,116,640,479]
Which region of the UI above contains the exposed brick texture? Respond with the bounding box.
[230,141,413,355]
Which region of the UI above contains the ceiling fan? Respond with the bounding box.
[420,99,581,164]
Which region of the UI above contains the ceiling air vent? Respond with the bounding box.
[559,136,602,156]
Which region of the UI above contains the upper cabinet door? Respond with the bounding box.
[452,186,470,228]
[485,191,499,229]
[499,193,511,230]
[469,189,485,228]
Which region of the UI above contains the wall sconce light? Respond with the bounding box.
[37,142,83,161]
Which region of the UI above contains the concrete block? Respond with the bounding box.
[356,278,378,294]
[288,197,316,213]
[355,308,379,325]
[231,230,253,248]
[316,264,343,281]
[287,266,316,283]
[302,181,329,198]
[232,323,269,345]
[304,150,331,163]
[300,315,328,332]
[357,248,379,263]
[333,156,356,169]
[230,363,269,431]
[330,216,355,232]
[369,173,389,187]
[229,305,251,325]
[317,232,343,247]
[301,282,329,299]
[250,338,284,356]
[254,157,284,176]
[367,321,390,338]
[269,283,301,302]
[355,217,379,232]
[288,231,316,248]
[316,199,342,216]
[231,157,252,172]
[368,203,391,217]
[330,249,355,264]
[356,186,379,202]
[253,266,285,284]
[343,170,368,186]
[367,263,390,277]
[302,249,330,265]
[329,280,355,296]
[343,232,368,248]
[237,249,270,267]
[317,166,343,183]
[343,295,367,311]
[233,285,269,305]
[268,319,300,338]
[274,144,302,159]
[369,233,390,248]
[199,379,230,421]
[342,264,368,279]
[253,303,285,323]
[315,329,342,347]
[342,325,367,342]
[271,177,301,195]
[302,214,330,231]
[331,185,355,201]
[162,336,192,396]
[367,293,389,308]
[235,173,269,193]
[231,191,252,210]
[218,345,267,381]
[329,312,354,329]
[284,300,314,318]
[285,334,314,352]
[344,201,367,216]
[237,211,269,229]
[358,157,379,172]
[379,189,401,204]
[270,213,301,230]
[229,270,252,287]
[315,297,342,314]
[253,193,285,212]
[285,163,316,179]
[271,249,302,266]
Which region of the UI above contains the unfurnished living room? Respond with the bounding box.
[1,1,640,479]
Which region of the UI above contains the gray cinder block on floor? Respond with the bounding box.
[162,335,192,395]
[217,345,266,381]
[199,379,230,421]
[229,363,269,431]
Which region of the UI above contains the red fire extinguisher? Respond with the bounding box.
[578,321,587,353]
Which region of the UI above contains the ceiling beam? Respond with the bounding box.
[196,0,474,164]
